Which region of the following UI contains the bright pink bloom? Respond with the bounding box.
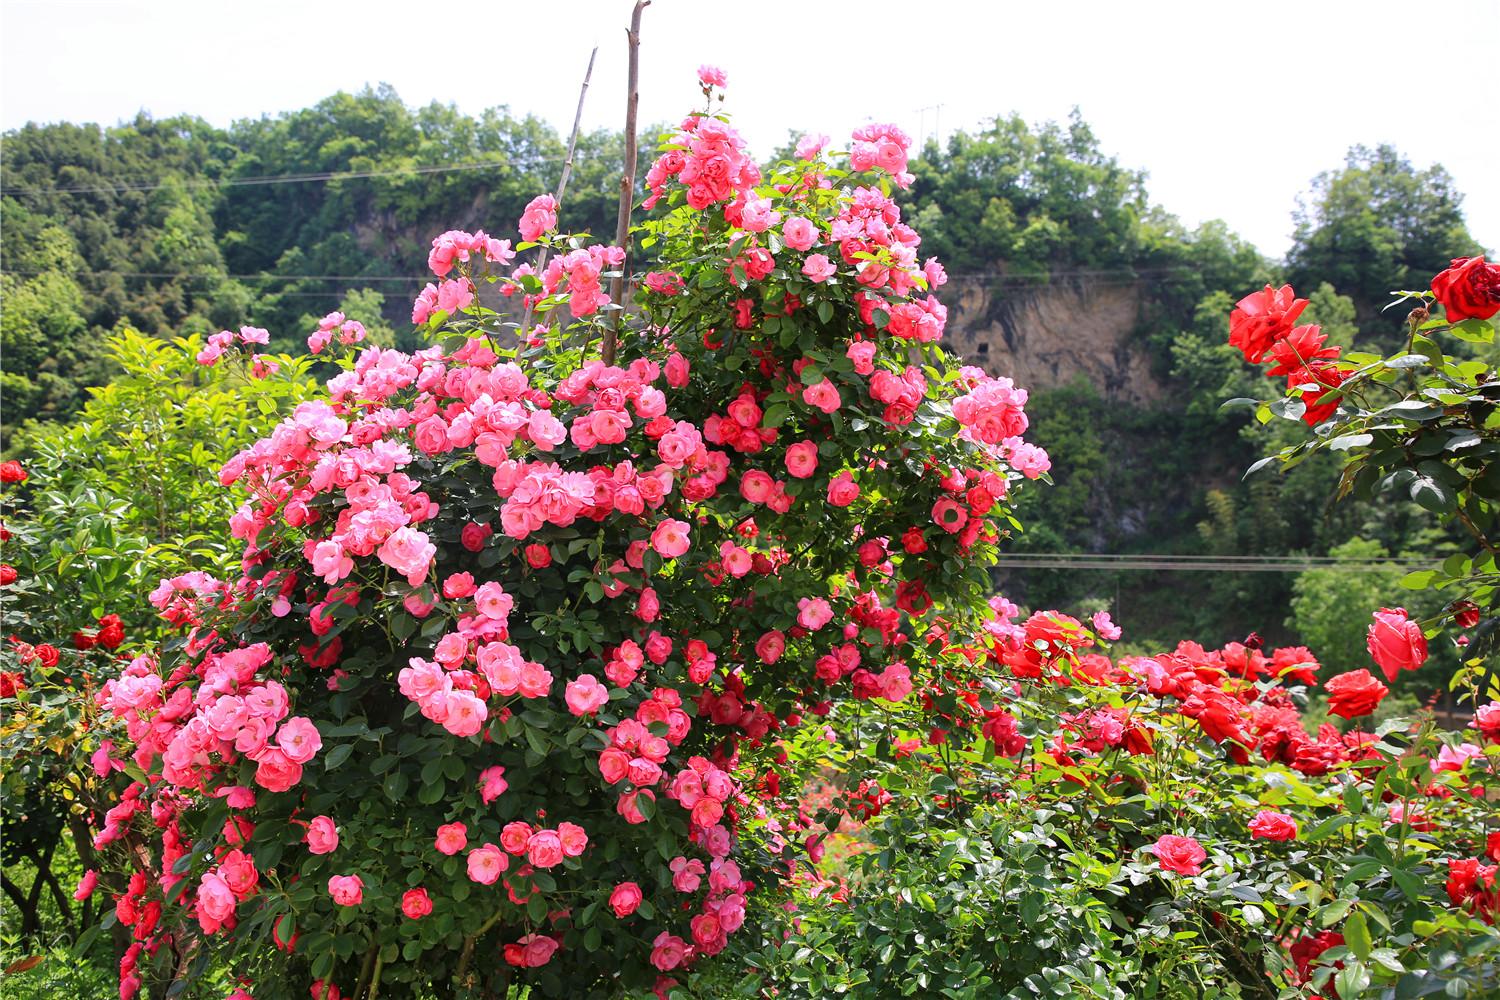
[1248,811,1298,841]
[1147,835,1207,876]
[519,194,559,242]
[782,217,818,251]
[305,816,339,855]
[610,881,643,917]
[802,254,837,283]
[467,843,507,884]
[565,674,610,716]
[651,519,692,559]
[328,875,364,906]
[435,822,468,856]
[697,65,727,88]
[826,471,859,507]
[1367,607,1428,682]
[785,440,818,479]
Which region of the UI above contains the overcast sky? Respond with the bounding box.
[2,0,1495,259]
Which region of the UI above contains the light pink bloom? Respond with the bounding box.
[802,253,837,283]
[305,816,339,855]
[565,674,610,716]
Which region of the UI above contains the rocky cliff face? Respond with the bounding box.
[941,278,1165,404]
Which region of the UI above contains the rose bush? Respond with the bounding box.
[722,610,1500,999]
[87,75,1053,999]
[1223,259,1500,685]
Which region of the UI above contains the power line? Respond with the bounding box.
[999,553,1428,574]
[0,154,605,197]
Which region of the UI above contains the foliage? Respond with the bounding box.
[0,331,313,972]
[1289,146,1484,326]
[1227,258,1500,686]
[718,616,1500,999]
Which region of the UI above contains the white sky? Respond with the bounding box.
[2,0,1495,259]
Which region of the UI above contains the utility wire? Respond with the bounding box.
[0,155,608,196]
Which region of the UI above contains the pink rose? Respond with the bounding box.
[784,440,818,479]
[519,194,559,242]
[467,843,508,884]
[305,816,339,855]
[1366,607,1428,682]
[526,829,565,868]
[826,471,859,507]
[479,765,508,804]
[253,748,303,793]
[435,822,468,856]
[522,934,559,968]
[651,931,688,971]
[275,717,322,765]
[609,881,643,917]
[196,871,237,933]
[599,747,631,784]
[846,341,876,375]
[801,378,840,413]
[755,630,786,664]
[328,874,364,906]
[782,216,818,252]
[1247,811,1298,842]
[557,821,589,857]
[1147,835,1207,876]
[565,674,610,716]
[378,526,435,586]
[797,597,833,631]
[802,253,836,283]
[740,470,775,504]
[651,519,692,559]
[500,822,532,855]
[697,65,727,88]
[73,869,98,901]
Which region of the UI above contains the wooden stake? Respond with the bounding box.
[522,46,597,333]
[603,0,649,366]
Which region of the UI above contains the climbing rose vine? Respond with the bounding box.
[91,72,1048,999]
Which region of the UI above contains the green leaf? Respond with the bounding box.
[1450,318,1495,343]
[1327,433,1373,451]
[1344,909,1371,962]
[323,743,354,770]
[1409,475,1457,513]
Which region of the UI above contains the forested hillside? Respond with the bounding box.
[2,86,1489,676]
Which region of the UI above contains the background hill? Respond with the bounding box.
[2,86,1491,677]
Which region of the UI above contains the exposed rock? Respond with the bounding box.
[941,277,1164,404]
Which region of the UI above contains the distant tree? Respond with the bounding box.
[1287,145,1484,327]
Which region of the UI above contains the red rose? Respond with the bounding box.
[1324,668,1388,719]
[73,630,98,651]
[1366,607,1427,682]
[524,544,552,569]
[1431,256,1500,322]
[0,461,27,484]
[0,565,16,586]
[1147,834,1207,876]
[1247,810,1298,841]
[0,671,25,698]
[97,624,126,650]
[400,888,432,919]
[33,644,60,669]
[1229,284,1308,363]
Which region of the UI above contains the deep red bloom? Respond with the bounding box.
[1324,669,1388,719]
[1431,256,1500,322]
[1229,284,1308,363]
[0,461,27,484]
